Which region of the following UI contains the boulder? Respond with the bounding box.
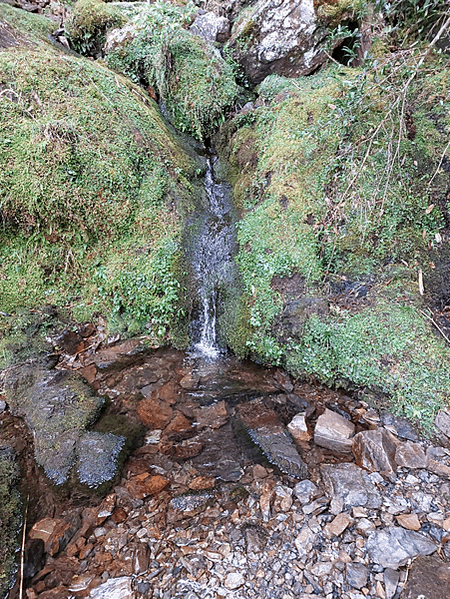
[395,441,427,469]
[226,0,335,83]
[366,527,436,569]
[190,11,230,42]
[314,408,355,453]
[76,432,125,489]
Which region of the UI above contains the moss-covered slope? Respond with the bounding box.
[219,57,450,427]
[0,5,201,344]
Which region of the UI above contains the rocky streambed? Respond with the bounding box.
[2,336,450,599]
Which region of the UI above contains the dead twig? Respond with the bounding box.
[18,495,29,599]
[420,309,450,345]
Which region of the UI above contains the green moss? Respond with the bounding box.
[65,0,127,56]
[0,449,21,599]
[105,2,238,140]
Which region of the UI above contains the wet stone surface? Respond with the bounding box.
[3,342,450,599]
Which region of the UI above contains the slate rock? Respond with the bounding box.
[77,432,125,489]
[395,441,427,469]
[383,568,400,599]
[366,527,436,569]
[434,410,450,438]
[314,408,355,453]
[352,428,397,475]
[89,576,135,598]
[346,563,368,589]
[381,411,419,441]
[321,463,382,509]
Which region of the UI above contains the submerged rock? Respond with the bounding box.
[236,398,308,479]
[77,432,125,489]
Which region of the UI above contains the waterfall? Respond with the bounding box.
[190,155,236,359]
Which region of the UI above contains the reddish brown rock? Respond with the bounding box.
[287,412,312,443]
[314,408,355,453]
[157,381,179,404]
[127,473,170,499]
[137,398,173,429]
[395,442,427,469]
[325,512,353,537]
[396,513,421,531]
[164,411,192,435]
[352,429,398,475]
[196,400,229,429]
[111,507,128,524]
[189,476,216,490]
[28,518,73,556]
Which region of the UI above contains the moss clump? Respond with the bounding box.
[65,0,127,56]
[105,2,238,140]
[0,448,21,599]
[219,57,450,426]
[0,7,201,344]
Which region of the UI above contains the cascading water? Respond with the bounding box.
[190,154,237,359]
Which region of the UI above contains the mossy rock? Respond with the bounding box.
[105,2,238,140]
[0,7,201,342]
[0,447,21,599]
[65,0,127,56]
[219,58,450,427]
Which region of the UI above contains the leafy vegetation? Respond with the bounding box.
[65,0,127,56]
[105,1,238,140]
[220,52,450,426]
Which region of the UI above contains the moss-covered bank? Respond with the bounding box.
[218,56,450,428]
[0,4,202,347]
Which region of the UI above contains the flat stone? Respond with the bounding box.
[380,412,419,441]
[314,408,355,453]
[396,513,421,531]
[435,410,450,438]
[196,401,228,430]
[310,561,333,577]
[321,463,382,509]
[402,555,450,599]
[189,476,215,490]
[366,527,437,569]
[127,473,170,499]
[164,411,192,434]
[395,442,427,469]
[237,399,308,479]
[352,429,397,475]
[325,512,353,537]
[294,479,319,504]
[28,518,73,556]
[287,412,312,443]
[167,494,214,522]
[89,576,135,598]
[346,563,368,589]
[384,568,400,599]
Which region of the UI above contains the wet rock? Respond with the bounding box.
[89,576,135,598]
[321,463,382,509]
[314,408,355,453]
[366,527,436,569]
[237,399,308,479]
[23,539,45,580]
[352,429,397,475]
[396,513,421,531]
[189,476,216,490]
[164,411,192,435]
[3,365,103,485]
[195,400,228,429]
[294,479,319,504]
[28,518,77,556]
[380,412,419,441]
[402,555,450,599]
[384,568,400,599]
[127,473,170,499]
[346,563,368,589]
[137,398,173,430]
[434,410,450,438]
[77,432,125,489]
[190,11,230,43]
[395,441,427,469]
[287,412,311,443]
